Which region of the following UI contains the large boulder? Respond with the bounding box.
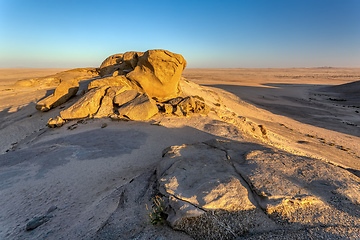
[47,116,65,128]
[99,51,143,77]
[36,79,79,112]
[98,53,124,77]
[126,49,187,100]
[60,86,108,120]
[117,93,158,121]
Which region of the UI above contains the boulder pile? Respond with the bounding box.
[35,49,207,127]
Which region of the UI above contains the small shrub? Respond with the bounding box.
[146,196,165,225]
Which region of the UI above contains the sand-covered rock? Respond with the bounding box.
[60,86,108,120]
[126,49,187,100]
[36,79,79,111]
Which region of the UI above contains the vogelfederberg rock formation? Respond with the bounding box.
[35,49,192,125]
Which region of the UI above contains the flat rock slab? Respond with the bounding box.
[36,79,79,112]
[158,139,360,239]
[60,86,108,120]
[118,93,159,121]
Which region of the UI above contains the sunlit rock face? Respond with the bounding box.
[60,86,108,120]
[36,78,79,112]
[98,51,143,77]
[35,49,196,124]
[126,49,187,100]
[158,139,360,240]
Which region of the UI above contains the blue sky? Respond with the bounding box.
[0,0,359,68]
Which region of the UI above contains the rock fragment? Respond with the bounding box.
[126,49,187,100]
[60,86,108,120]
[118,93,159,121]
[113,90,140,107]
[36,79,79,112]
[25,215,52,231]
[47,116,65,128]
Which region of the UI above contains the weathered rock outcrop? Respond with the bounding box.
[36,79,79,112]
[126,50,187,100]
[99,51,143,77]
[158,139,360,239]
[117,93,159,121]
[87,76,139,92]
[34,50,212,126]
[158,96,210,116]
[60,86,108,120]
[15,68,99,88]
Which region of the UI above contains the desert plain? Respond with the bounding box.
[0,60,360,239]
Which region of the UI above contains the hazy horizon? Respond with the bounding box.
[1,0,359,68]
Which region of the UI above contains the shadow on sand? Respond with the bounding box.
[207,83,360,137]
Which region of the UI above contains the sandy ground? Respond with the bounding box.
[0,68,360,239]
[184,68,360,171]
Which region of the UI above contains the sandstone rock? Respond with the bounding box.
[99,52,143,77]
[123,51,142,69]
[87,76,138,91]
[36,79,79,111]
[94,86,131,118]
[159,139,360,239]
[118,93,158,121]
[178,96,195,115]
[158,142,274,239]
[15,68,99,88]
[173,105,183,117]
[94,90,115,118]
[163,103,174,114]
[99,53,124,77]
[113,90,140,107]
[167,97,184,106]
[194,100,210,115]
[126,49,187,100]
[177,96,210,116]
[60,86,108,120]
[47,116,65,128]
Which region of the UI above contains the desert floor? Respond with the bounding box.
[0,68,360,239]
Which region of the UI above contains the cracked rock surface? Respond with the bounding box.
[158,139,360,239]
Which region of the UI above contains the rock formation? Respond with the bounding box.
[36,49,193,123]
[126,50,187,99]
[36,78,79,112]
[60,86,108,120]
[158,139,360,239]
